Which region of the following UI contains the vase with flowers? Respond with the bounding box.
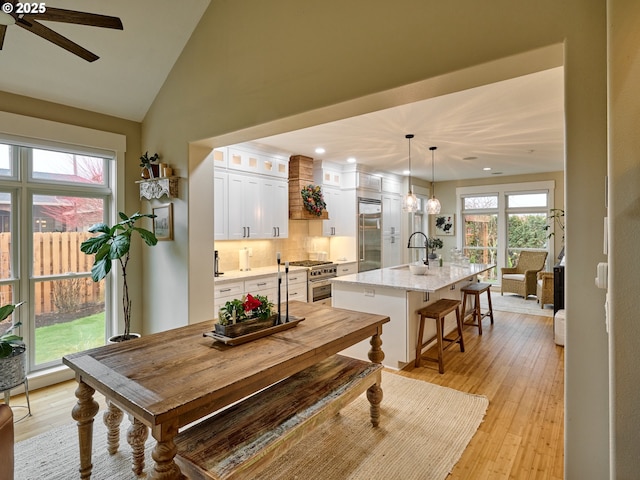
[139,151,160,179]
[427,237,444,260]
[215,293,275,337]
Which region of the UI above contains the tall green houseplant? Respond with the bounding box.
[80,212,157,341]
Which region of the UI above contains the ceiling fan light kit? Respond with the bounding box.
[402,134,418,213]
[426,146,442,215]
[0,4,123,62]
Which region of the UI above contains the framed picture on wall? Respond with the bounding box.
[434,214,455,236]
[152,203,173,241]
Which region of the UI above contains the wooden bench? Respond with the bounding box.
[174,354,383,480]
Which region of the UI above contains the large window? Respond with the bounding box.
[462,195,498,281]
[505,192,549,268]
[458,182,555,284]
[0,140,113,372]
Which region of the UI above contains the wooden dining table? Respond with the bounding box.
[62,302,389,480]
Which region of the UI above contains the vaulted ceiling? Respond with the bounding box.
[0,1,564,182]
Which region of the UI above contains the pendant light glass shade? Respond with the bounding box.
[427,146,441,214]
[402,134,418,213]
[426,196,441,214]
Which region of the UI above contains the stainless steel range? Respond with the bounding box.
[288,260,337,305]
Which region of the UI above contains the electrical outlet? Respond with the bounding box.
[364,288,375,297]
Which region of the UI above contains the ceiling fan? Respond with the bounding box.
[0,2,123,62]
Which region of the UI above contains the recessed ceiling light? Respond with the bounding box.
[347,157,356,164]
[315,147,325,154]
[483,167,492,171]
[402,170,410,175]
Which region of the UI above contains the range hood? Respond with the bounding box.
[289,154,329,220]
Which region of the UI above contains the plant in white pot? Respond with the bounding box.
[80,212,157,342]
[0,302,27,394]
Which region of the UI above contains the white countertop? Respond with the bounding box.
[330,263,494,293]
[214,265,308,284]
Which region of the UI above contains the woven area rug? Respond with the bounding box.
[483,290,554,317]
[16,372,488,480]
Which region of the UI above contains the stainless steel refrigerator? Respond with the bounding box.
[358,197,382,272]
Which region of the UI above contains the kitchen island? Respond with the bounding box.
[331,262,494,369]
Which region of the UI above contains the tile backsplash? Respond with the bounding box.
[215,220,330,272]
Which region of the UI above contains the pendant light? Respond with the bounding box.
[402,134,418,213]
[426,146,441,214]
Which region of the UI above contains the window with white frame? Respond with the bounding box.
[457,181,555,284]
[0,138,114,373]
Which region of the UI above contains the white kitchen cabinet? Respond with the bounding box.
[213,148,228,169]
[336,262,357,276]
[278,270,308,303]
[318,187,356,237]
[322,187,341,236]
[261,155,289,179]
[213,170,228,241]
[228,172,261,239]
[382,193,403,267]
[213,280,244,318]
[214,270,307,318]
[245,276,279,301]
[383,234,403,268]
[260,178,289,238]
[227,147,262,174]
[228,147,288,179]
[382,193,402,237]
[357,172,382,192]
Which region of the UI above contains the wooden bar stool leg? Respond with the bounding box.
[474,293,483,335]
[415,315,425,368]
[461,293,468,325]
[455,306,465,352]
[436,315,445,374]
[486,288,494,324]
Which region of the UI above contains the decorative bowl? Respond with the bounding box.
[409,263,428,275]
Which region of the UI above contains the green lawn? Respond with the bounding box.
[35,312,105,365]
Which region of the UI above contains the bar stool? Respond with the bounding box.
[414,299,465,374]
[461,282,494,335]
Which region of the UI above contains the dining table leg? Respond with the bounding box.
[367,330,385,427]
[149,422,183,480]
[128,417,150,475]
[71,380,100,480]
[103,400,124,454]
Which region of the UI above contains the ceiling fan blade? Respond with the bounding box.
[0,25,6,50]
[15,19,99,62]
[29,8,123,30]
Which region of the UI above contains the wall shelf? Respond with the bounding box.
[136,176,179,200]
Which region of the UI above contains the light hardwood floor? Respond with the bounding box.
[8,307,564,479]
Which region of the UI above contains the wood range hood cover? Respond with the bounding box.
[289,155,329,220]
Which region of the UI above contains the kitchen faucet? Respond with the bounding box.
[407,232,429,266]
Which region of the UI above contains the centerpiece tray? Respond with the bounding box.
[204,316,305,346]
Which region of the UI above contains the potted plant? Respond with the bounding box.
[139,151,160,179]
[0,302,27,393]
[427,237,444,259]
[216,293,275,338]
[80,212,158,342]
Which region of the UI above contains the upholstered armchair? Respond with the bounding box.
[501,251,548,299]
[0,404,14,480]
[537,271,554,308]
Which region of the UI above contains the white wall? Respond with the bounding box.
[608,0,640,477]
